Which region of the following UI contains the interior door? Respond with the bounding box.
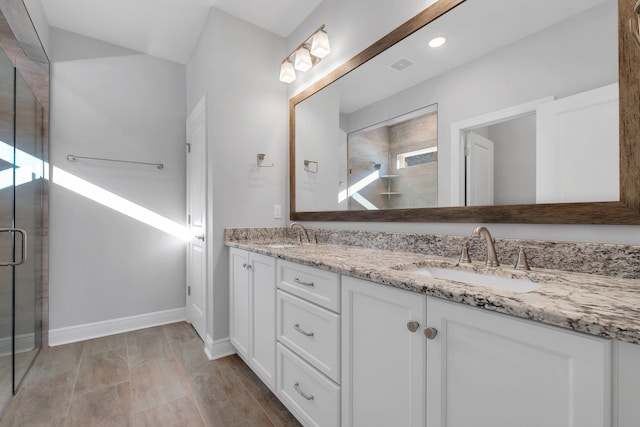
[465,131,494,206]
[186,99,206,340]
[536,83,619,203]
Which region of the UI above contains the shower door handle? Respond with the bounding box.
[0,228,27,266]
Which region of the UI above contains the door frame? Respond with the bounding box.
[450,96,553,206]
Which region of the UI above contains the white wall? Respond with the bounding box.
[285,0,640,245]
[186,9,288,344]
[49,29,187,331]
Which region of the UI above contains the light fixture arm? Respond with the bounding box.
[284,24,326,62]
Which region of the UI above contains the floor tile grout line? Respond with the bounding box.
[162,324,208,426]
[64,342,87,425]
[224,356,278,427]
[126,332,136,427]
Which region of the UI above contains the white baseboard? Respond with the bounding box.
[0,333,36,357]
[49,307,186,346]
[205,336,236,360]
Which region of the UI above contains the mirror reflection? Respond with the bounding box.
[294,0,618,212]
[345,105,438,210]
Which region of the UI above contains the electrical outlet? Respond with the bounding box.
[273,204,282,219]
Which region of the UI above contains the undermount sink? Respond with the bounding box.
[405,266,540,293]
[265,243,300,249]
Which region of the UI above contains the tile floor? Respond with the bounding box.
[0,322,301,427]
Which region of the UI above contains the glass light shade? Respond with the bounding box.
[294,47,313,72]
[279,60,296,83]
[310,30,331,58]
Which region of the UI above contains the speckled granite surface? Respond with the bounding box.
[225,227,640,344]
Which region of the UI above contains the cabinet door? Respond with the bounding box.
[342,276,426,427]
[229,248,250,359]
[249,253,276,391]
[426,297,611,427]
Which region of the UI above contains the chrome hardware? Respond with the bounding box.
[294,382,314,400]
[246,264,252,270]
[290,222,310,244]
[294,277,314,287]
[0,228,27,267]
[514,247,531,271]
[406,321,420,332]
[630,1,640,49]
[195,234,205,241]
[242,263,247,269]
[458,241,472,264]
[294,324,314,337]
[424,327,438,340]
[471,226,499,267]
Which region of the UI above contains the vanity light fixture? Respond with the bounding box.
[294,46,313,71]
[279,60,296,84]
[428,36,447,48]
[279,25,331,83]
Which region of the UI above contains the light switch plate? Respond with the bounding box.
[273,204,282,219]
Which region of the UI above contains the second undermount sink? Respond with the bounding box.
[405,266,540,293]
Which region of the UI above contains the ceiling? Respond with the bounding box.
[39,0,323,64]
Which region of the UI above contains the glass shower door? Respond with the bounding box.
[13,69,43,391]
[0,43,15,412]
[0,44,44,413]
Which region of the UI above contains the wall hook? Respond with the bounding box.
[257,153,274,167]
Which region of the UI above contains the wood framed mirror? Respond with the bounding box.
[289,0,640,224]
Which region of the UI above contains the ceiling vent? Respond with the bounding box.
[389,58,414,71]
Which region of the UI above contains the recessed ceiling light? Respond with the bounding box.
[428,36,447,48]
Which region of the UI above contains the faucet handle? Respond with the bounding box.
[458,241,472,264]
[514,247,530,270]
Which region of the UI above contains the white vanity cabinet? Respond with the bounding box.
[229,248,277,391]
[276,260,342,427]
[341,276,427,427]
[425,297,611,427]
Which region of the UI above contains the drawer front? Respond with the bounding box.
[278,260,340,312]
[278,290,340,383]
[277,343,340,427]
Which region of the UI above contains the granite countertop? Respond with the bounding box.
[226,240,640,345]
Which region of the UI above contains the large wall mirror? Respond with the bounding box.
[290,0,640,224]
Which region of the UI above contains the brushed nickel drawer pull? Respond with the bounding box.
[294,277,314,287]
[294,324,314,337]
[294,382,314,400]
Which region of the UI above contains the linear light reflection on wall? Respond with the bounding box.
[338,170,380,203]
[52,167,188,241]
[0,141,187,241]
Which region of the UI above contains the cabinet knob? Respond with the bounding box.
[406,321,420,332]
[242,263,247,269]
[424,327,438,340]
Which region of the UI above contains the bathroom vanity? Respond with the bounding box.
[226,229,640,427]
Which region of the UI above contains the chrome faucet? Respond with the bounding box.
[471,226,499,267]
[290,222,310,244]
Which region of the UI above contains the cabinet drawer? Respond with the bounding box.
[277,343,340,427]
[278,260,340,312]
[278,290,340,383]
